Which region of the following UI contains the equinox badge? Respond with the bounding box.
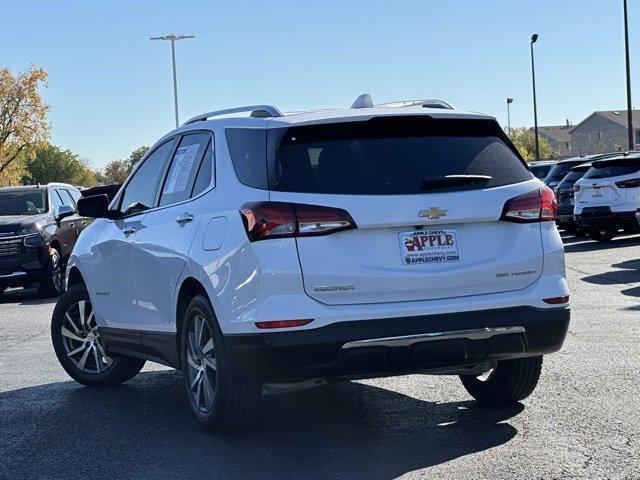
[419,207,449,219]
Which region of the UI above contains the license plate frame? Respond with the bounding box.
[399,229,461,265]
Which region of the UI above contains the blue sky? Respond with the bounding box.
[2,0,638,168]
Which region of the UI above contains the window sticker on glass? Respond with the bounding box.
[164,143,201,194]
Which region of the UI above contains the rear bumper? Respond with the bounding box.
[225,306,570,383]
[575,208,639,230]
[556,203,575,225]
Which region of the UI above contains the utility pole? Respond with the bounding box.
[530,34,540,160]
[623,0,634,150]
[150,34,195,128]
[507,98,513,136]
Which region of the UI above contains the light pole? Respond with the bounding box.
[150,34,195,128]
[623,0,634,150]
[530,33,540,160]
[506,98,513,136]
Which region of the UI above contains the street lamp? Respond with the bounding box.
[530,33,540,160]
[623,0,634,150]
[150,34,195,128]
[506,98,513,136]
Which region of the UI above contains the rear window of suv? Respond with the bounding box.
[583,158,640,179]
[266,118,531,195]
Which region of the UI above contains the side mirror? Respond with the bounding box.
[77,194,119,219]
[54,204,75,222]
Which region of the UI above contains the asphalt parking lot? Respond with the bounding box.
[1,233,638,480]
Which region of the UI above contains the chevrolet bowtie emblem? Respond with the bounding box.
[419,207,449,219]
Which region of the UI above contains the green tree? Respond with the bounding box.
[99,159,129,184]
[508,127,554,161]
[23,144,98,186]
[127,146,148,171]
[0,66,50,180]
[75,163,98,187]
[100,146,149,184]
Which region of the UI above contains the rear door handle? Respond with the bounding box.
[123,226,136,235]
[176,213,194,224]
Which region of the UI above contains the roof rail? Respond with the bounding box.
[376,99,455,110]
[182,104,284,125]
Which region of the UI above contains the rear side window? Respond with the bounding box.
[58,189,77,206]
[583,158,640,179]
[226,129,267,189]
[267,118,531,195]
[50,190,64,211]
[192,140,214,197]
[67,189,82,204]
[159,133,211,206]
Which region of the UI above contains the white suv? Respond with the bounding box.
[574,153,640,241]
[51,96,570,433]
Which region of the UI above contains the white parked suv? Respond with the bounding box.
[574,152,640,241]
[51,96,570,432]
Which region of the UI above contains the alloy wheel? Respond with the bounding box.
[186,314,217,412]
[60,299,112,374]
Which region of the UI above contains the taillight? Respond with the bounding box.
[240,202,356,242]
[543,296,570,304]
[500,186,557,223]
[615,178,640,188]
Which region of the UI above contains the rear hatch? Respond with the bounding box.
[576,157,640,208]
[555,167,589,206]
[266,117,547,305]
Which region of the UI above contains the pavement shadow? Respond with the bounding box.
[0,371,523,480]
[559,232,589,245]
[581,258,640,299]
[562,234,640,253]
[0,287,56,306]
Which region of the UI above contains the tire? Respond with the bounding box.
[181,294,260,433]
[589,226,616,242]
[563,223,584,237]
[51,284,146,387]
[459,356,543,405]
[574,227,587,238]
[38,248,65,297]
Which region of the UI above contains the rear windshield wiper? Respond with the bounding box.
[420,175,492,190]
